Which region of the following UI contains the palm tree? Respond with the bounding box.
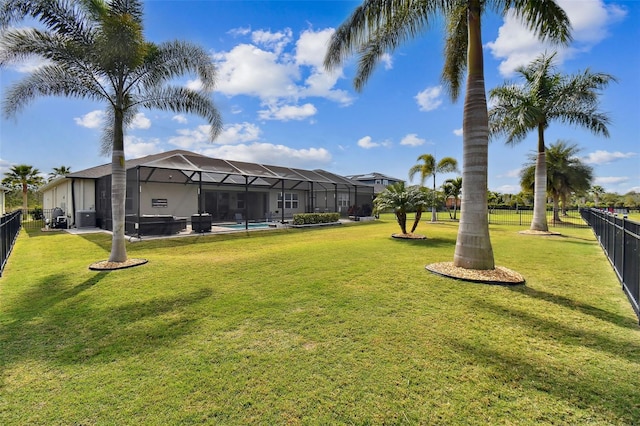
[2,164,43,211]
[442,177,462,220]
[49,166,71,182]
[590,185,605,207]
[374,182,426,235]
[521,140,593,224]
[489,52,614,232]
[324,0,571,270]
[0,0,222,263]
[409,154,458,222]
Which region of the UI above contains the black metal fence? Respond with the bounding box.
[486,208,588,228]
[581,208,640,322]
[1,210,22,277]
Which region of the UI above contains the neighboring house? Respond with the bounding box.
[41,150,374,233]
[0,185,9,215]
[345,172,405,195]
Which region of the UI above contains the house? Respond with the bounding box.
[345,172,405,195]
[0,185,9,215]
[40,150,375,234]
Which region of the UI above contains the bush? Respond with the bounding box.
[293,213,340,225]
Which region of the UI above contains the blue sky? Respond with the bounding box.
[1,0,638,194]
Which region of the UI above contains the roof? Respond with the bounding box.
[345,172,405,182]
[58,150,372,192]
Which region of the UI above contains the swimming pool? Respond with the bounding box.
[220,222,271,230]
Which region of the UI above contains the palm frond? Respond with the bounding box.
[441,3,467,101]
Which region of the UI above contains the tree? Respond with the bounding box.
[409,154,458,222]
[489,52,614,232]
[0,0,222,263]
[442,177,462,220]
[521,140,593,223]
[2,164,43,210]
[374,182,426,235]
[590,185,605,207]
[49,166,71,182]
[324,0,571,270]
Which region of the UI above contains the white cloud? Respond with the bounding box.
[595,176,629,185]
[213,43,299,101]
[357,136,391,149]
[74,110,105,129]
[124,136,162,159]
[213,27,353,108]
[583,150,636,165]
[0,158,12,176]
[186,79,204,91]
[172,114,188,124]
[415,86,443,112]
[453,128,463,137]
[168,124,213,149]
[169,122,261,149]
[380,53,393,70]
[200,142,331,169]
[400,133,426,147]
[498,168,522,179]
[251,28,293,55]
[130,112,151,130]
[357,136,377,149]
[487,0,627,76]
[216,122,262,145]
[228,26,251,37]
[258,103,317,121]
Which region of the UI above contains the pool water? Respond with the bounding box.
[221,222,271,230]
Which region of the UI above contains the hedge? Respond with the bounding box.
[292,213,340,225]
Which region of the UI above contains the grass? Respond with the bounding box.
[1,217,639,424]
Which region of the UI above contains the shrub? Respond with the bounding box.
[293,213,340,225]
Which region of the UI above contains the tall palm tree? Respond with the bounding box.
[0,0,222,263]
[521,140,593,224]
[49,165,71,182]
[489,52,614,232]
[590,185,605,207]
[324,0,571,270]
[409,154,458,222]
[442,177,462,220]
[2,164,43,211]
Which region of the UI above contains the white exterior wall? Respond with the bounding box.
[42,179,72,214]
[268,189,306,218]
[74,179,96,211]
[139,182,198,217]
[0,190,5,215]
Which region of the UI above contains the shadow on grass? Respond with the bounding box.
[508,285,638,329]
[0,271,212,367]
[475,298,640,364]
[448,337,639,423]
[390,236,456,248]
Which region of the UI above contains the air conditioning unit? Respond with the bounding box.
[76,210,96,228]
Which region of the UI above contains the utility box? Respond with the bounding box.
[76,210,96,228]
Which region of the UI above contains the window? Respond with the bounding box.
[237,193,245,209]
[277,193,299,209]
[382,179,389,186]
[338,193,350,208]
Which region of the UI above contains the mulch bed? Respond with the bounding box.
[518,230,562,236]
[89,258,148,271]
[426,262,525,285]
[391,233,426,240]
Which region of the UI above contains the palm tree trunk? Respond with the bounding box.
[108,108,128,263]
[21,183,28,211]
[453,1,495,270]
[411,209,422,233]
[531,151,549,231]
[552,194,561,224]
[396,211,408,234]
[431,174,437,222]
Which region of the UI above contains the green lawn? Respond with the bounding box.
[1,218,639,425]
